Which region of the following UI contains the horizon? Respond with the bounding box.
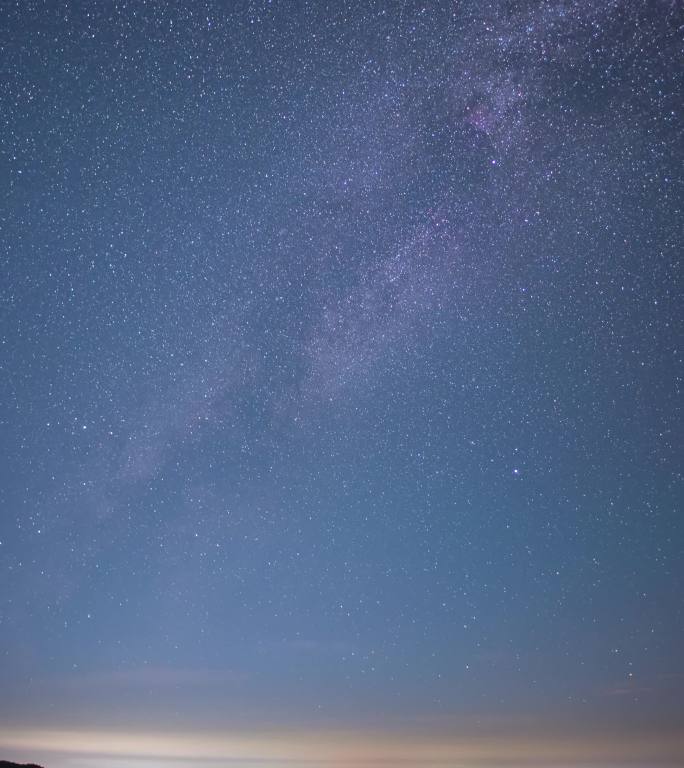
[2,721,683,768]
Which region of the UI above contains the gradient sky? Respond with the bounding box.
[1,1,682,767]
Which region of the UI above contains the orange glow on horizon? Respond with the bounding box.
[1,723,683,767]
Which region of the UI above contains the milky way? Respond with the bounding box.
[1,1,682,766]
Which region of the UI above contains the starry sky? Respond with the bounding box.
[1,1,682,767]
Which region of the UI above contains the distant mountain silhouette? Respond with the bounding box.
[0,762,45,768]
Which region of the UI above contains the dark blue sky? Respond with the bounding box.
[1,1,682,766]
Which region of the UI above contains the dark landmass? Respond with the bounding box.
[0,762,45,768]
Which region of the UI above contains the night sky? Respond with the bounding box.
[1,1,682,767]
